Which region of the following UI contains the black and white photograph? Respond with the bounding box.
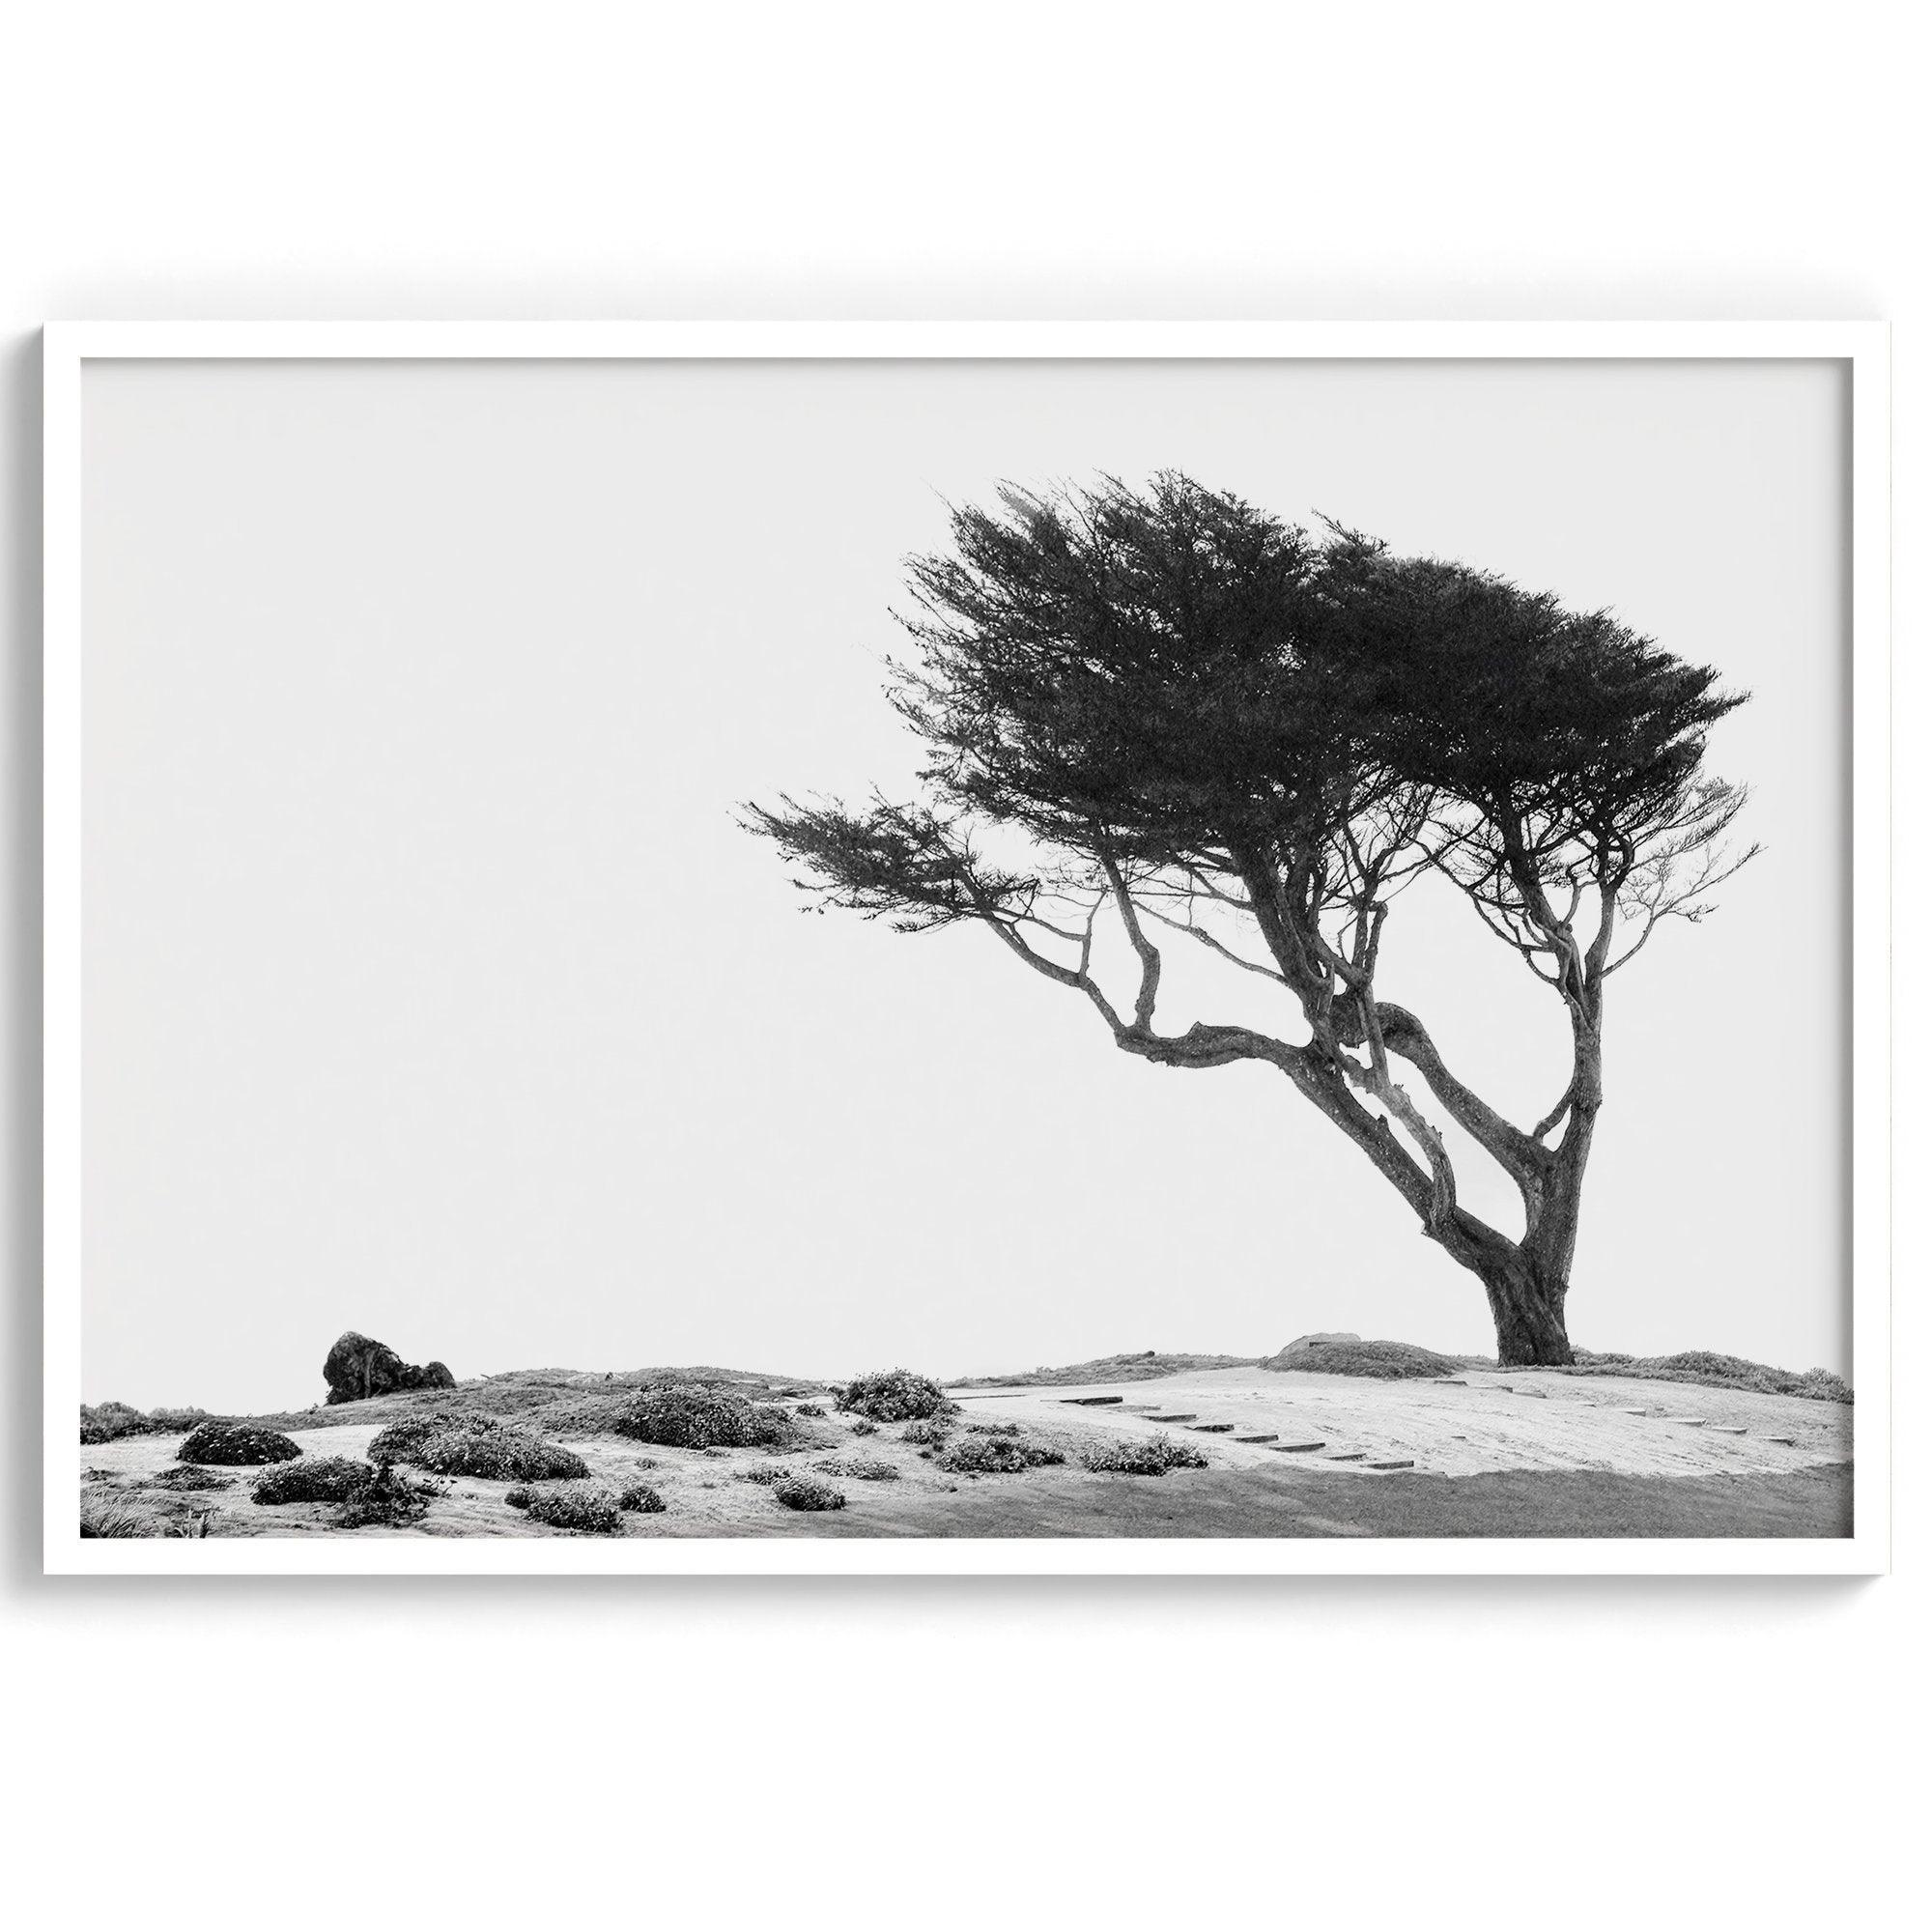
[46,330,1884,1568]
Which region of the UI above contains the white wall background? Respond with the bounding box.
[2,5,1923,1929]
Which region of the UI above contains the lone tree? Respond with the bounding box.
[745,475,1756,1364]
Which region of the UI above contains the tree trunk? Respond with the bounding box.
[1477,1249,1575,1367]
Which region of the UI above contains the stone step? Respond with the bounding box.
[1707,1425,1747,1435]
[1235,1434,1278,1444]
[1186,1423,1236,1434]
[1767,1435,1798,1446]
[1148,1413,1197,1422]
[1325,1451,1367,1462]
[1368,1460,1416,1470]
[1059,1395,1123,1406]
[1663,1416,1708,1426]
[1265,1441,1327,1454]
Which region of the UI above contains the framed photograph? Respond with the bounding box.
[43,323,1889,1575]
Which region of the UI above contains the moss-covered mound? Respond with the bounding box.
[251,1456,376,1505]
[1261,1338,1464,1379]
[147,1464,233,1492]
[812,1458,900,1481]
[178,1419,302,1465]
[771,1472,845,1511]
[506,1485,625,1534]
[1080,1432,1209,1476]
[935,1433,1065,1475]
[368,1412,588,1482]
[835,1369,951,1423]
[610,1385,798,1450]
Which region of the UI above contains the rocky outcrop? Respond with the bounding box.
[1269,1331,1361,1359]
[323,1331,455,1405]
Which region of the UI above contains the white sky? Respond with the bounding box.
[80,356,1848,1412]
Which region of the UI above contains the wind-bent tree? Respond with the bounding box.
[745,475,1756,1364]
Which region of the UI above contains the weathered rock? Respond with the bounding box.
[323,1331,453,1405]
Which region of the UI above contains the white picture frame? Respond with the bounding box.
[43,321,1891,1577]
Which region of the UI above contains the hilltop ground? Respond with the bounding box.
[76,1350,1854,1541]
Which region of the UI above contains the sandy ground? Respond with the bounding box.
[944,1362,1852,1479]
[78,1362,1852,1540]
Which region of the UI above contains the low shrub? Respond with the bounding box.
[899,1417,951,1446]
[251,1456,375,1505]
[936,1434,1065,1475]
[1080,1432,1209,1476]
[794,1403,826,1418]
[145,1406,212,1434]
[147,1464,233,1492]
[771,1473,845,1511]
[611,1385,798,1450]
[617,1481,666,1514]
[335,1463,442,1528]
[178,1419,302,1466]
[835,1369,950,1423]
[734,1464,790,1485]
[849,1420,877,1436]
[80,1401,211,1444]
[813,1458,900,1481]
[964,1420,1020,1436]
[511,1485,625,1535]
[369,1412,588,1482]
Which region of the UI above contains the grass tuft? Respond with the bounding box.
[80,1492,214,1538]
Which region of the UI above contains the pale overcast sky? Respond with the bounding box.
[80,355,1847,1411]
